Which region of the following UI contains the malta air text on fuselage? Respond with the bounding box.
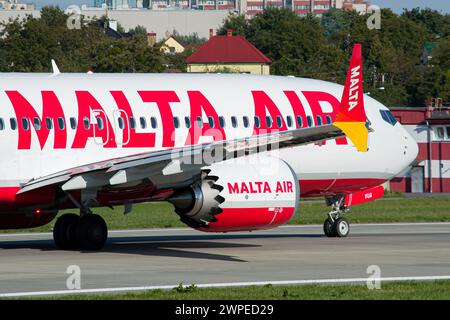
[0,74,351,152]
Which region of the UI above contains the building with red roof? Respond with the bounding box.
[186,29,272,75]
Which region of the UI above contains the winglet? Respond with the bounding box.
[51,59,60,75]
[333,44,368,152]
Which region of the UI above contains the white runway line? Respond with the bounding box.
[1,275,450,298]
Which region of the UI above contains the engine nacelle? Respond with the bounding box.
[169,156,300,232]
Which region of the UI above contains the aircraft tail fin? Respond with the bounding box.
[333,44,368,152]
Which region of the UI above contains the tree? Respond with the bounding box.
[0,6,166,73]
[402,8,450,38]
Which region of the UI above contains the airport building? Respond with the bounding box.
[390,105,450,193]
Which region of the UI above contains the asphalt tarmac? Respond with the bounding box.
[0,223,449,296]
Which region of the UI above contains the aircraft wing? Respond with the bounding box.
[18,123,347,194]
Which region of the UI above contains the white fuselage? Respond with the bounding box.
[0,73,418,204]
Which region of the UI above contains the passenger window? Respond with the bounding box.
[254,116,261,128]
[307,116,313,127]
[10,118,17,130]
[96,117,104,130]
[265,116,273,128]
[46,118,53,130]
[140,117,147,129]
[33,118,41,130]
[243,116,249,128]
[296,116,303,128]
[184,116,191,129]
[316,115,323,126]
[21,118,29,131]
[118,117,124,130]
[0,118,4,130]
[174,116,180,129]
[276,116,283,128]
[70,117,77,130]
[231,116,237,128]
[151,117,157,129]
[129,117,136,129]
[83,117,90,130]
[219,116,225,128]
[208,116,215,128]
[196,116,203,128]
[58,117,65,130]
[286,116,293,128]
[326,115,332,125]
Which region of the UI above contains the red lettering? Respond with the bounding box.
[303,91,348,145]
[240,182,249,193]
[185,91,226,145]
[138,91,179,148]
[286,181,293,193]
[255,181,263,193]
[111,91,155,148]
[284,91,307,128]
[6,91,67,150]
[72,91,117,149]
[252,91,287,134]
[276,181,283,193]
[228,182,240,194]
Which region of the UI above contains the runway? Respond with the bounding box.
[0,223,450,297]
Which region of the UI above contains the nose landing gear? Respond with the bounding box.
[323,195,350,238]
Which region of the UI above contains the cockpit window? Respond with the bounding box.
[380,110,397,126]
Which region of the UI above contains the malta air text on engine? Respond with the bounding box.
[228,181,294,194]
[3,89,350,150]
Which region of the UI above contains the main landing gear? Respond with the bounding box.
[53,213,108,250]
[53,194,108,250]
[323,195,350,238]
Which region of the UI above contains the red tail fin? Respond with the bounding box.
[333,44,368,152]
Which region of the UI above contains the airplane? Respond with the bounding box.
[0,44,418,250]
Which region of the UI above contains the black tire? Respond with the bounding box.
[323,218,336,237]
[76,214,108,251]
[334,217,350,237]
[53,214,80,250]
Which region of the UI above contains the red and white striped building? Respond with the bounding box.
[390,107,450,193]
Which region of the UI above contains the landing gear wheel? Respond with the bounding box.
[76,214,108,251]
[53,214,80,250]
[323,218,337,237]
[334,218,350,237]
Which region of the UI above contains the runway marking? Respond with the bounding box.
[0,222,449,238]
[1,275,450,298]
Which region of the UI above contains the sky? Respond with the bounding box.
[370,0,449,14]
[29,0,450,13]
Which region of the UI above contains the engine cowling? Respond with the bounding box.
[169,156,300,232]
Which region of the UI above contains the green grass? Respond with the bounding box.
[3,196,450,233]
[29,280,450,300]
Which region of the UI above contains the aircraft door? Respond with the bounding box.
[92,109,111,146]
[113,110,130,146]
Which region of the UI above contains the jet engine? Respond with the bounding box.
[169,156,300,232]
